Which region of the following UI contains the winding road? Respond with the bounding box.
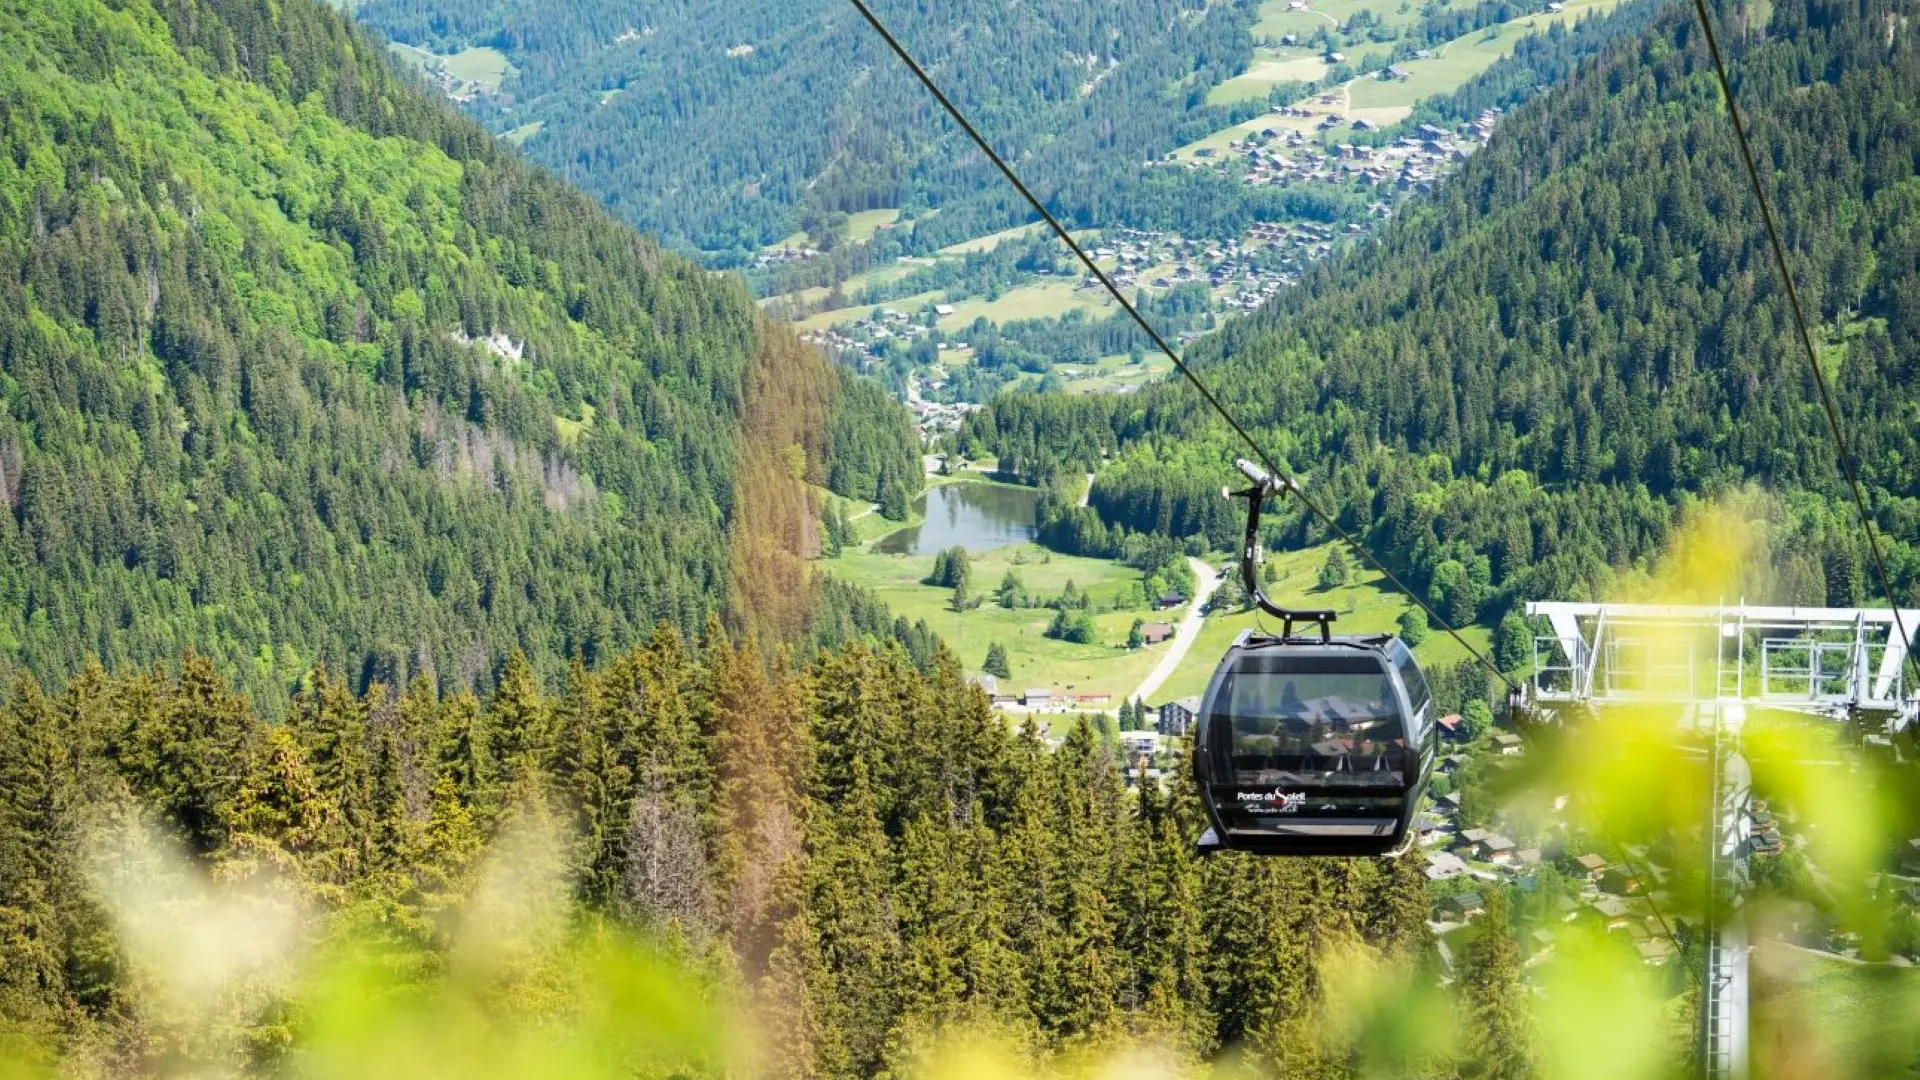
[1127,557,1225,707]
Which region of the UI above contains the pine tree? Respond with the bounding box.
[997,571,1023,609]
[291,668,374,883]
[1121,763,1211,1054]
[802,761,900,1077]
[0,675,78,1035]
[1318,546,1352,589]
[1459,890,1530,1080]
[488,652,551,785]
[880,475,911,522]
[983,642,1012,680]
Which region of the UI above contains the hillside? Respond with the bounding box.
[348,0,1265,259]
[960,0,1920,631]
[0,0,919,706]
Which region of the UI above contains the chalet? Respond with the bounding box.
[1574,853,1610,880]
[1476,834,1518,864]
[1437,714,1467,742]
[1022,688,1052,708]
[1435,892,1485,921]
[968,674,999,698]
[1157,696,1201,738]
[1418,123,1450,139]
[1515,848,1543,867]
[1435,792,1463,814]
[1750,830,1783,855]
[934,304,956,317]
[1156,592,1188,611]
[1456,828,1490,853]
[1438,753,1469,775]
[1426,851,1470,881]
[1140,623,1176,645]
[1600,866,1642,896]
[1492,733,1524,754]
[1071,693,1113,707]
[1281,32,1299,44]
[1326,51,1347,63]
[1380,65,1412,80]
[1350,118,1376,131]
[1120,731,1162,756]
[1592,896,1632,931]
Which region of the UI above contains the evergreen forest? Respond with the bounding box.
[0,0,921,709]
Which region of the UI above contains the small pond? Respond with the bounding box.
[871,482,1040,556]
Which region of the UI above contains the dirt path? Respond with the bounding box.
[1127,558,1224,707]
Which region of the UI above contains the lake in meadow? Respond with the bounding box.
[871,482,1040,555]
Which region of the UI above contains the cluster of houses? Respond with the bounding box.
[1189,119,1489,203]
[798,306,937,360]
[1076,228,1304,309]
[1431,845,1680,970]
[1418,725,1682,969]
[753,245,820,269]
[413,60,494,107]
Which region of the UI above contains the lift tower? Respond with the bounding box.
[1522,602,1918,1080]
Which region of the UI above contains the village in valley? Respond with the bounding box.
[775,0,1568,441]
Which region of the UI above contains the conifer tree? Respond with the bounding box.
[0,674,78,1035]
[997,571,1023,609]
[1318,547,1352,590]
[291,669,374,882]
[488,652,551,785]
[982,642,1011,680]
[802,760,900,1078]
[1459,890,1530,1080]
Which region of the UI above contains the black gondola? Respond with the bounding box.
[1193,461,1437,857]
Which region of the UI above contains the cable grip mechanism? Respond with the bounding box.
[1224,458,1336,643]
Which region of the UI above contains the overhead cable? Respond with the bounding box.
[1688,0,1919,684]
[845,0,1519,692]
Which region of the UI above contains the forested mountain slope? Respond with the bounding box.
[349,0,1268,257]
[0,0,919,707]
[962,0,1920,626]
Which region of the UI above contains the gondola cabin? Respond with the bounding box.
[1194,629,1436,857]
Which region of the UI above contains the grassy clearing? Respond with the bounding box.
[938,279,1116,330]
[1255,5,1339,41]
[1052,354,1173,394]
[443,47,515,91]
[828,542,1171,696]
[937,222,1048,255]
[1752,943,1920,1076]
[1207,49,1330,104]
[1154,541,1494,704]
[1187,0,1623,158]
[501,121,543,147]
[794,277,1115,333]
[386,43,515,93]
[846,208,904,243]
